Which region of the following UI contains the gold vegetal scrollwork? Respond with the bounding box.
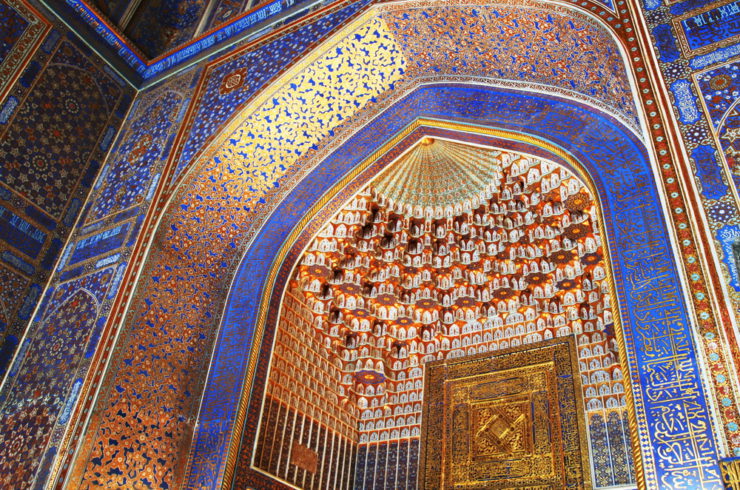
[721,458,740,489]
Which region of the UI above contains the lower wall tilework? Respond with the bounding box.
[355,439,419,489]
[589,410,634,487]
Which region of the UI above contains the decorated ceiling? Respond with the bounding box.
[47,0,322,83]
[0,0,739,488]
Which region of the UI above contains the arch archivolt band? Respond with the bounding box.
[198,79,719,488]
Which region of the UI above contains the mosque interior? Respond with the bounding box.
[0,0,739,488]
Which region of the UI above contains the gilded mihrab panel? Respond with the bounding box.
[420,337,591,489]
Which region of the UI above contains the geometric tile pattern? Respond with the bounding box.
[1,65,193,490]
[0,41,115,218]
[49,3,722,487]
[0,264,29,328]
[0,9,134,485]
[88,90,186,222]
[0,29,130,393]
[0,0,49,101]
[50,0,624,87]
[0,2,29,64]
[36,14,385,485]
[48,0,322,82]
[695,60,740,193]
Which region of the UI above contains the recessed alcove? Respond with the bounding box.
[255,135,632,488]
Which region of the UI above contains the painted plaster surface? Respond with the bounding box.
[91,0,130,24]
[0,269,112,488]
[74,17,405,489]
[124,0,208,58]
[174,0,635,181]
[267,138,633,488]
[29,2,389,486]
[0,2,29,64]
[55,0,341,82]
[696,61,740,195]
[204,0,252,30]
[88,91,188,222]
[0,31,129,346]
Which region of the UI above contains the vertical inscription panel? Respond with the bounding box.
[420,338,591,489]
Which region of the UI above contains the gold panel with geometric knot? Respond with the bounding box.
[420,337,591,489]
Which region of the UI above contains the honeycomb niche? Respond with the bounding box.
[254,137,634,488]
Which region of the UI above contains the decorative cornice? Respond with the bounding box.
[43,0,335,85]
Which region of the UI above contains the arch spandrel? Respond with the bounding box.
[63,2,723,489]
[376,0,639,134]
[172,0,638,185]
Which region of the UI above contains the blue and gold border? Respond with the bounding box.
[0,0,51,101]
